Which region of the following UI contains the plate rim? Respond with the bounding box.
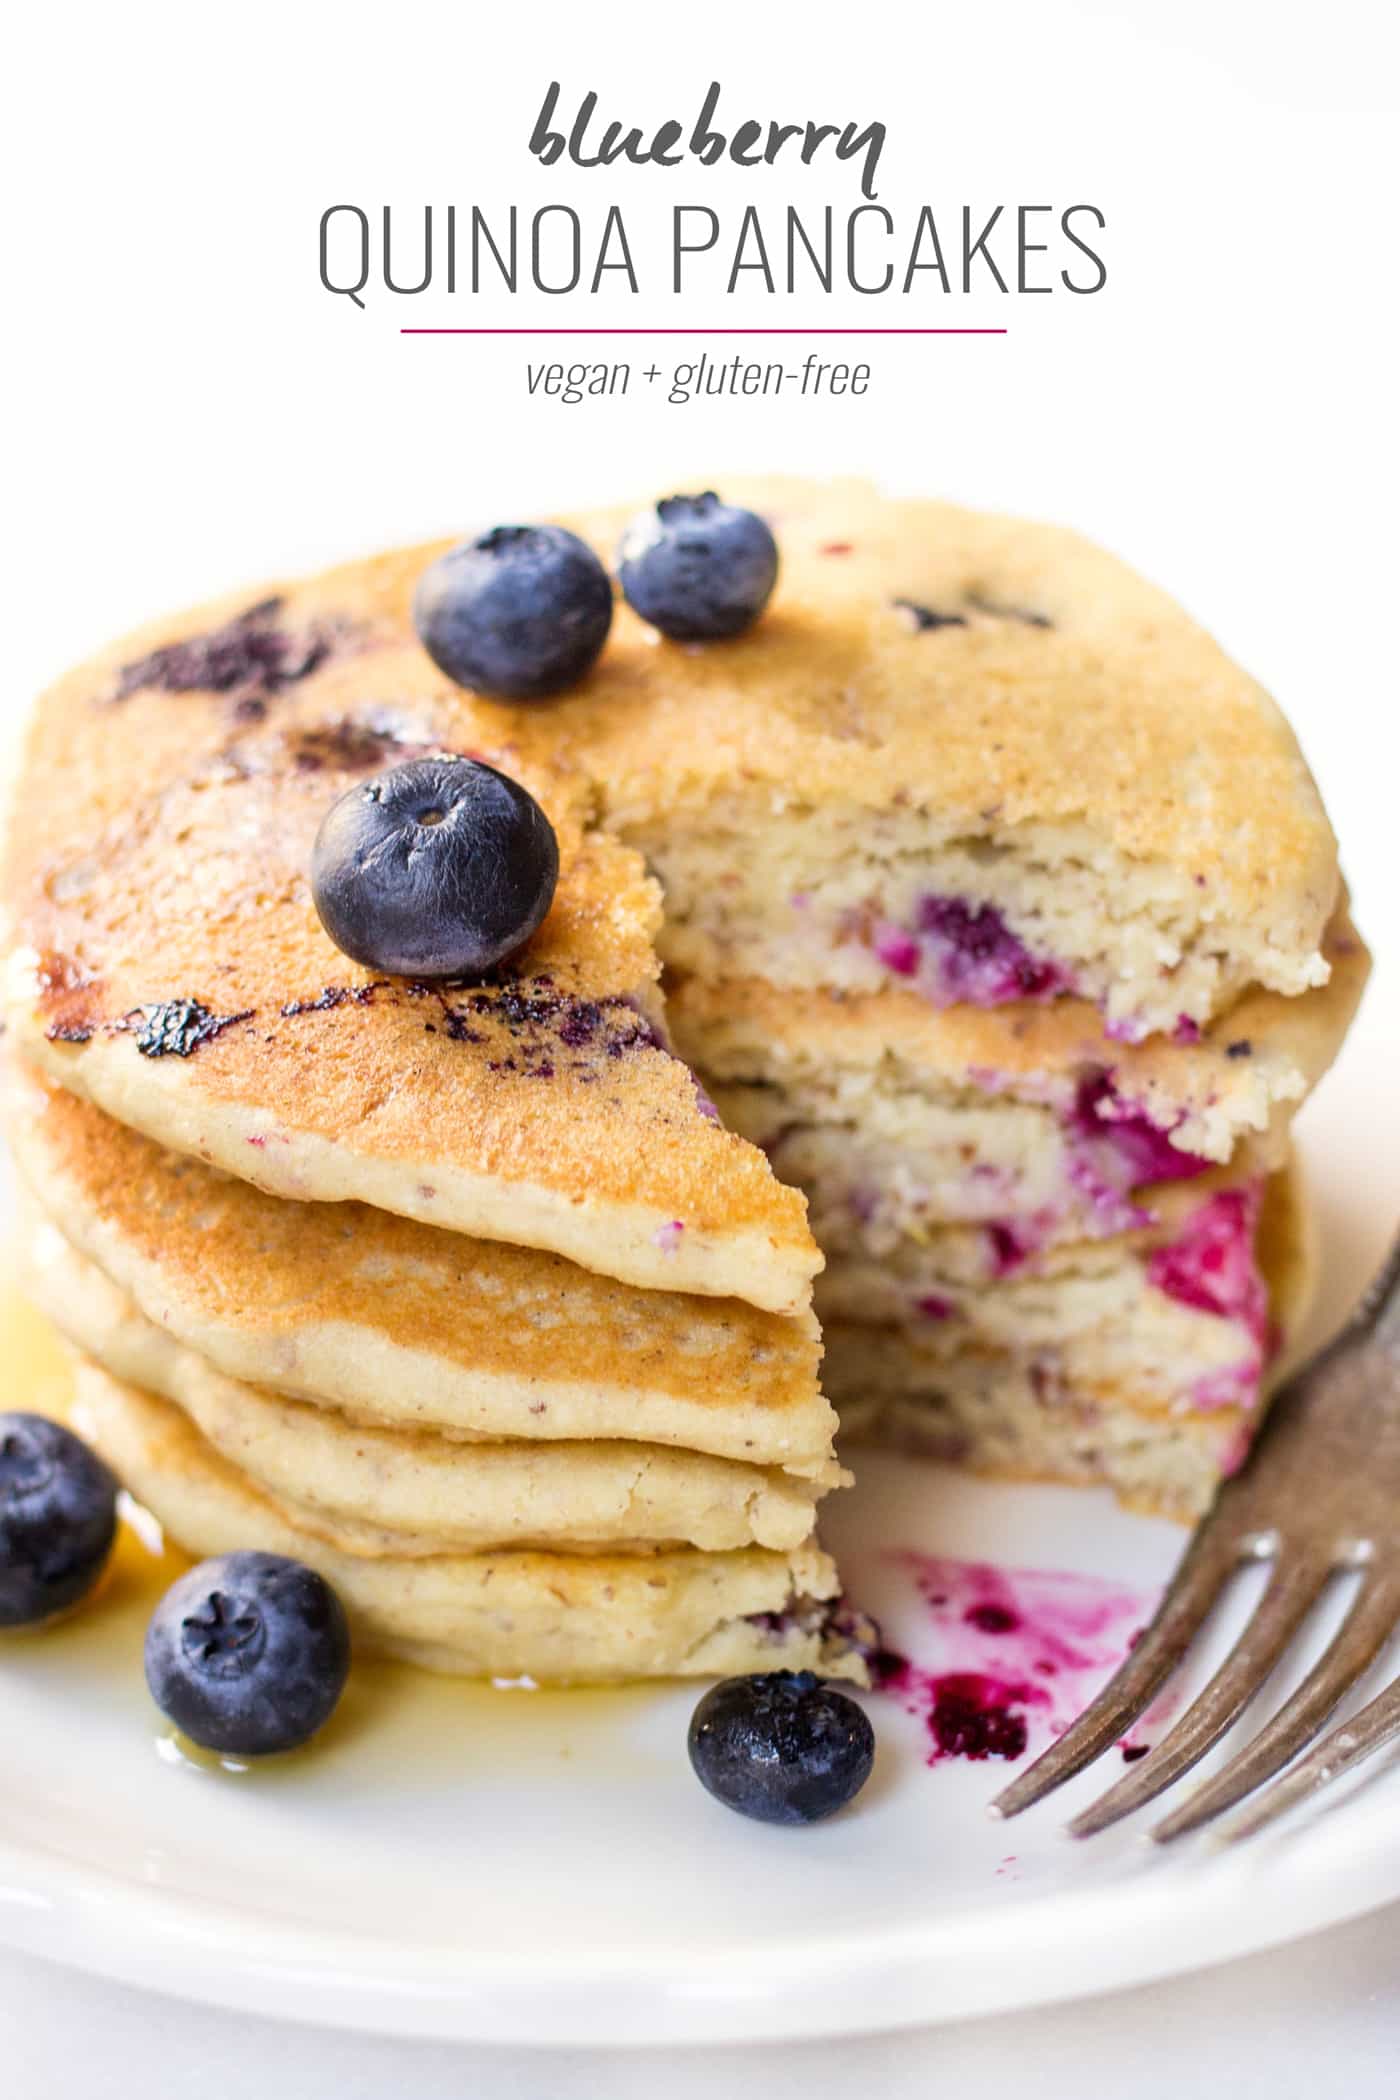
[4,1773,1399,2045]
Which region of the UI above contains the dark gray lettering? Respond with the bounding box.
[319,205,368,308]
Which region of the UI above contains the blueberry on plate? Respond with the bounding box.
[618,493,778,641]
[145,1551,351,1756]
[688,1670,875,1825]
[310,753,559,979]
[0,1413,118,1628]
[413,524,614,700]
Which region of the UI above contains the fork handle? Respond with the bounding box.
[1353,1226,1400,1353]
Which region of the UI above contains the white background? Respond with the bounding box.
[4,0,1398,2088]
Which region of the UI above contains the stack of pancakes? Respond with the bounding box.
[8,1066,857,1681]
[1,480,1365,1679]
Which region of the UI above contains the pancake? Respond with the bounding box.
[5,1062,836,1473]
[815,1174,1288,1414]
[71,1360,869,1684]
[23,1213,843,1555]
[833,1372,1253,1523]
[1,617,813,1310]
[668,907,1368,1175]
[552,479,1341,1040]
[826,1157,1316,1521]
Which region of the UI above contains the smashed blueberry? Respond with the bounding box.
[132,999,254,1059]
[290,719,418,773]
[0,1414,118,1628]
[413,525,613,700]
[688,1670,875,1825]
[1071,1070,1210,1187]
[145,1551,350,1756]
[916,895,1069,1003]
[964,1602,1019,1636]
[894,598,968,632]
[618,493,778,641]
[965,593,1053,629]
[926,1674,1029,1761]
[311,754,559,979]
[895,595,1052,632]
[115,599,328,700]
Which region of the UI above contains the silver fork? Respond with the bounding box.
[991,1227,1400,1843]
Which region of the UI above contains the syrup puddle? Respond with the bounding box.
[870,1552,1178,1768]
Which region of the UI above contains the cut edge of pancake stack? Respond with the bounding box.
[668,910,1364,1520]
[0,478,1368,1682]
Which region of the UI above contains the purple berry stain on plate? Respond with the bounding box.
[870,1554,1177,1769]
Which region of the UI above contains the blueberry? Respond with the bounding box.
[0,1413,118,1627]
[310,754,559,979]
[145,1551,350,1756]
[618,493,778,641]
[688,1670,875,1825]
[413,525,613,700]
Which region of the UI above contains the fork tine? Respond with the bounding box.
[990,1526,1237,1820]
[1219,1670,1400,1842]
[1066,1554,1333,1838]
[1151,1571,1400,1842]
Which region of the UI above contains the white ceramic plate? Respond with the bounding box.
[2,1016,1397,2046]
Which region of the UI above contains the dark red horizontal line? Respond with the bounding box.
[400,326,1007,336]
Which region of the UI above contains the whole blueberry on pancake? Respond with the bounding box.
[688,1669,875,1824]
[413,524,613,699]
[310,754,560,979]
[145,1551,350,1756]
[618,492,779,640]
[0,1413,118,1627]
